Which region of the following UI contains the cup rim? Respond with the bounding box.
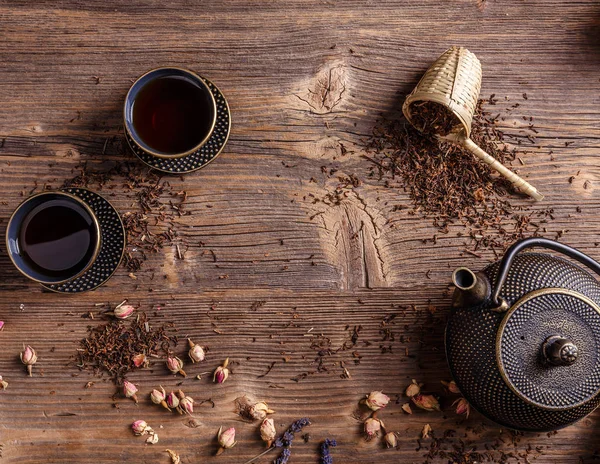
[123,66,218,159]
[6,191,102,285]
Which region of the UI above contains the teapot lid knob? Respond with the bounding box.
[542,335,578,366]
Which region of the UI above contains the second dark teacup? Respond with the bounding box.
[6,191,101,284]
[124,67,217,159]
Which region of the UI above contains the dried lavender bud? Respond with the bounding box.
[123,380,139,403]
[114,303,135,320]
[364,391,390,411]
[274,418,311,448]
[213,358,230,384]
[188,339,206,363]
[319,438,337,464]
[166,356,186,377]
[20,345,37,376]
[273,448,291,464]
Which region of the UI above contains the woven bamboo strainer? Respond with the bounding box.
[402,46,543,201]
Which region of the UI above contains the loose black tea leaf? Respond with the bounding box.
[364,98,555,252]
[409,101,462,136]
[78,312,177,384]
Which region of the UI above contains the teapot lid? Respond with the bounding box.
[497,288,600,410]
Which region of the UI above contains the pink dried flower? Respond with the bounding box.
[166,356,186,377]
[213,358,230,384]
[188,339,206,363]
[216,426,236,455]
[132,353,148,368]
[131,420,150,435]
[249,401,275,420]
[123,380,138,403]
[166,391,180,410]
[20,345,37,376]
[453,397,471,418]
[441,380,461,394]
[364,417,384,440]
[365,391,390,411]
[179,396,194,415]
[260,418,276,447]
[412,394,441,412]
[150,386,170,411]
[114,303,135,319]
[0,321,4,331]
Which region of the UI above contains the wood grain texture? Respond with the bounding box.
[0,0,600,462]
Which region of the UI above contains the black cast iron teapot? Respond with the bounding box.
[447,237,600,431]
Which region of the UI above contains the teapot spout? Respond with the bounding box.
[452,267,491,308]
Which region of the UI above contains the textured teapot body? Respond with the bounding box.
[447,247,600,431]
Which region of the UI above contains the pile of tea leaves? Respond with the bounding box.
[78,312,178,384]
[62,147,189,272]
[364,97,554,252]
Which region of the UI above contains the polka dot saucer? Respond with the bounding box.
[42,188,125,293]
[126,77,231,174]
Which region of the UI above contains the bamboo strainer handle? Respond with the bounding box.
[445,134,544,201]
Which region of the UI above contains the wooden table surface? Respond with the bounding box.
[1,1,600,462]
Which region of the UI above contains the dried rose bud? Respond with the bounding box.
[123,380,138,403]
[0,321,4,331]
[365,391,390,411]
[188,339,206,363]
[131,420,150,436]
[132,353,148,368]
[453,397,470,418]
[364,417,384,440]
[384,431,398,448]
[401,403,413,414]
[216,426,237,455]
[260,418,276,448]
[441,380,460,394]
[405,379,421,398]
[179,396,194,415]
[412,394,441,412]
[166,391,180,410]
[249,401,275,420]
[213,358,230,384]
[166,356,186,377]
[150,386,170,411]
[20,345,37,376]
[0,376,7,390]
[422,423,432,439]
[114,304,135,319]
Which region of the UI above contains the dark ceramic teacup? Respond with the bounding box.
[124,67,217,159]
[6,191,101,284]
